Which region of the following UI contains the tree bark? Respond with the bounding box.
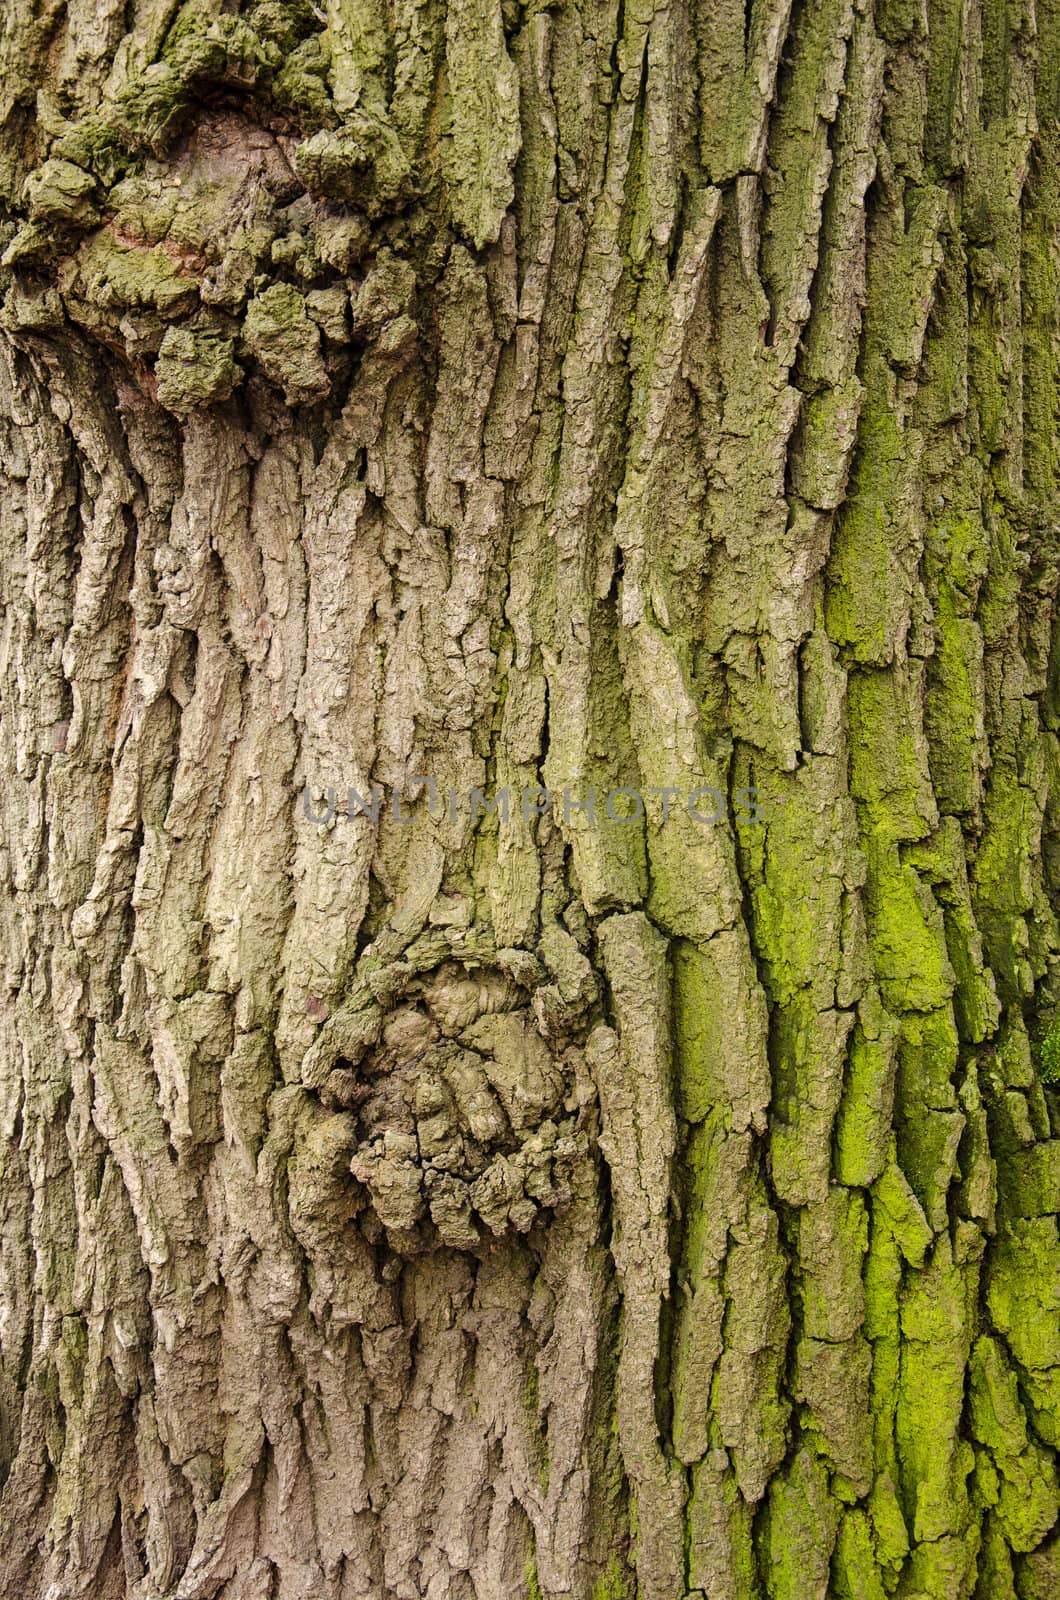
[0,1,1058,1596]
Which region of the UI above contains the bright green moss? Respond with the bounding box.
[832,1509,887,1600]
[860,831,956,1013]
[976,1514,1018,1599]
[986,1219,1060,1371]
[834,1010,899,1187]
[590,1553,632,1600]
[1038,1023,1060,1083]
[758,1448,840,1600]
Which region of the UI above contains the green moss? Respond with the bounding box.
[796,1188,868,1343]
[23,159,100,229]
[747,772,852,1007]
[847,667,936,844]
[859,830,956,1013]
[442,0,522,247]
[27,0,333,219]
[824,404,916,664]
[272,36,337,130]
[1038,1022,1060,1083]
[758,1447,840,1600]
[925,585,986,814]
[955,1064,997,1226]
[1021,1369,1060,1450]
[893,1010,964,1226]
[996,1141,1060,1217]
[873,1161,934,1268]
[834,1009,899,1187]
[867,1472,909,1574]
[832,1509,887,1600]
[969,1335,1028,1458]
[790,377,863,508]
[900,1533,979,1600]
[52,109,143,187]
[995,1442,1060,1553]
[972,765,1038,1002]
[251,0,321,52]
[75,230,199,315]
[768,994,851,1204]
[895,1244,974,1548]
[590,1553,633,1600]
[941,898,1002,1048]
[985,1218,1060,1371]
[974,1514,1017,1600]
[671,1114,729,1465]
[107,174,182,244]
[1017,1530,1060,1600]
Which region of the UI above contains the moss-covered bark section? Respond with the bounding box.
[0,0,1059,1597]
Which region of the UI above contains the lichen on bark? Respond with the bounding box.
[0,0,1059,1597]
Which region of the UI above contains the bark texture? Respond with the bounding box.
[1,1,1059,1597]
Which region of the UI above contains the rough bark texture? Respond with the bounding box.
[1,1,1059,1597]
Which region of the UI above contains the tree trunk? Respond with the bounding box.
[1,1,1059,1596]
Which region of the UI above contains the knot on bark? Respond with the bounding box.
[306,941,599,1252]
